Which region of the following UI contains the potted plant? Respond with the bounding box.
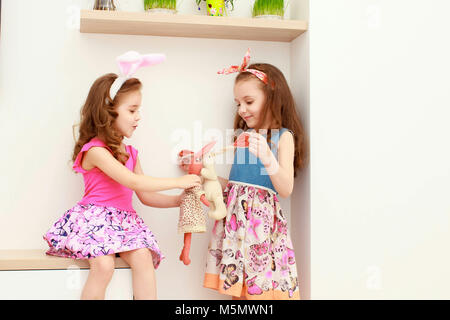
[252,0,285,19]
[195,0,235,17]
[144,0,177,14]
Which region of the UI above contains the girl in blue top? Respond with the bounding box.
[203,49,308,300]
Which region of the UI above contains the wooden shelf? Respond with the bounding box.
[0,250,129,271]
[80,10,307,42]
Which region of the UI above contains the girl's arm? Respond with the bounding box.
[177,156,228,191]
[267,131,295,198]
[248,131,295,198]
[84,147,201,192]
[134,157,182,208]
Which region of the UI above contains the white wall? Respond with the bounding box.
[0,0,297,299]
[290,0,310,300]
[309,0,450,299]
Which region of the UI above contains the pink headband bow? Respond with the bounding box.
[109,51,166,101]
[217,48,268,84]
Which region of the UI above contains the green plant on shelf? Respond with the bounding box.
[144,0,177,11]
[252,0,285,18]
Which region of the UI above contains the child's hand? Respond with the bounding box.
[177,174,202,189]
[248,132,274,165]
[234,132,250,148]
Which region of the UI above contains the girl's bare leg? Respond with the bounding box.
[120,248,156,300]
[81,254,115,300]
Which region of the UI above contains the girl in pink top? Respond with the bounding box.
[43,52,201,300]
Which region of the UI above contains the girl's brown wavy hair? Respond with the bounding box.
[234,63,309,177]
[72,73,142,167]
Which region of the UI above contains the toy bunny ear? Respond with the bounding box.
[209,133,250,157]
[194,140,217,158]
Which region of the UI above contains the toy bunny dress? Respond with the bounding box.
[43,137,164,269]
[178,185,207,234]
[203,128,300,300]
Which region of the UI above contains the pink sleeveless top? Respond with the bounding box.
[72,137,138,212]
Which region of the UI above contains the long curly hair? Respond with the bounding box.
[72,73,142,167]
[234,63,309,176]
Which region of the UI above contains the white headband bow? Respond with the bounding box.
[109,51,166,101]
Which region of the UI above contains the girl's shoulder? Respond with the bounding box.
[270,127,294,141]
[81,137,113,154]
[73,137,113,173]
[277,128,295,151]
[126,143,139,165]
[280,127,294,139]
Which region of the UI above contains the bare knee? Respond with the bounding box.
[121,249,154,271]
[89,256,115,282]
[132,249,154,270]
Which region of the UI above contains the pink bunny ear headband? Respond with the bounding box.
[217,48,268,84]
[109,51,166,102]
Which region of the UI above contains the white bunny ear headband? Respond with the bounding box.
[108,51,166,103]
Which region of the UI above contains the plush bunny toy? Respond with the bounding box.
[177,134,250,265]
[200,150,227,220]
[177,141,225,265]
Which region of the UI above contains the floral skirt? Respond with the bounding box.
[203,181,300,300]
[43,203,164,269]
